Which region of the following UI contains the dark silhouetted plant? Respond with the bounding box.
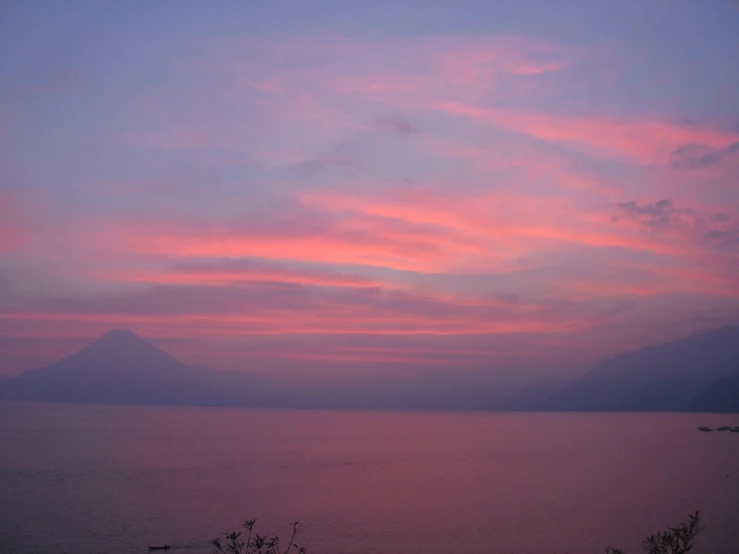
[213,511,703,554]
[211,519,305,554]
[605,511,703,554]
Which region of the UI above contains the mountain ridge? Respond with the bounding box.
[2,326,738,411]
[689,375,739,412]
[541,324,739,411]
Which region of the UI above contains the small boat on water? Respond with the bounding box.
[148,546,171,551]
[731,427,739,433]
[698,426,714,432]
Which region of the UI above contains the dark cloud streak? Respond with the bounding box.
[669,142,739,169]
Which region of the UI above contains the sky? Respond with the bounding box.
[1,1,738,387]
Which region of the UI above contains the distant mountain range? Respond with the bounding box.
[505,324,739,412]
[0,329,492,410]
[1,326,738,411]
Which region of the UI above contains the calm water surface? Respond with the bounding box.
[1,402,738,554]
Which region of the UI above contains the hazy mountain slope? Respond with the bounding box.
[545,325,739,411]
[5,330,257,406]
[492,381,569,411]
[689,376,739,413]
[0,375,9,400]
[0,330,519,410]
[5,326,739,411]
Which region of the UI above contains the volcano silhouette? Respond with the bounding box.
[3,330,252,406]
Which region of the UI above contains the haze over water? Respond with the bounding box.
[2,402,739,554]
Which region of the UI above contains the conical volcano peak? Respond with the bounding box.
[92,329,150,348]
[80,329,175,362]
[8,327,230,406]
[102,328,145,339]
[105,328,137,335]
[48,328,189,377]
[101,328,140,339]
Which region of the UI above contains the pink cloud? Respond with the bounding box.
[53,179,736,299]
[300,189,695,261]
[118,226,452,273]
[0,193,27,253]
[4,28,737,378]
[98,261,385,289]
[128,35,570,156]
[0,278,610,347]
[430,101,739,165]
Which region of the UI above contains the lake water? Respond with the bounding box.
[1,402,738,554]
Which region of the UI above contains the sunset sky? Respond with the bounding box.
[1,1,738,385]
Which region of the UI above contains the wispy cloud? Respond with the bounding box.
[431,102,739,165]
[0,193,27,253]
[669,141,739,169]
[2,13,738,376]
[614,198,739,251]
[100,259,384,289]
[369,113,419,135]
